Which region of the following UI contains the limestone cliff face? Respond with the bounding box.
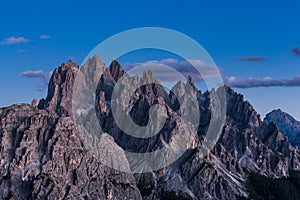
[1,57,300,200]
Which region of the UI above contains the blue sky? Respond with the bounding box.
[0,0,300,119]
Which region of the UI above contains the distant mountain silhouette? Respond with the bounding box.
[265,109,300,149]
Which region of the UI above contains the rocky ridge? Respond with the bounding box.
[0,55,299,199]
[264,109,300,149]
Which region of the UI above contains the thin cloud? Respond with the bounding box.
[291,48,300,56]
[39,35,51,39]
[1,36,29,45]
[17,49,27,53]
[20,70,52,91]
[21,70,44,78]
[225,76,300,88]
[124,58,222,82]
[237,57,267,62]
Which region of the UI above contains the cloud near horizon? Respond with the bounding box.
[39,35,51,39]
[237,57,267,62]
[123,58,300,89]
[19,60,300,91]
[1,36,29,45]
[124,58,223,82]
[20,70,52,91]
[225,76,300,88]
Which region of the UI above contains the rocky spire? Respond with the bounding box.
[81,55,107,92]
[187,75,198,92]
[40,55,108,117]
[109,60,125,82]
[40,60,79,117]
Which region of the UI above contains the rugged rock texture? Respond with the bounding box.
[39,60,79,117]
[128,87,300,200]
[0,104,142,200]
[264,109,300,148]
[109,60,125,82]
[1,57,300,200]
[95,60,300,199]
[39,56,106,117]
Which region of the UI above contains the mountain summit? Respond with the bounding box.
[264,109,300,148]
[0,58,299,199]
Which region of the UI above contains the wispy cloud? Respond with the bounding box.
[20,70,52,91]
[225,76,300,88]
[1,36,29,45]
[39,35,51,39]
[124,58,222,82]
[291,48,300,56]
[237,57,267,62]
[17,49,27,53]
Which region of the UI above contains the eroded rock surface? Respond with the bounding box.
[0,104,141,199]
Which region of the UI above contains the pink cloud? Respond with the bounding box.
[1,36,29,45]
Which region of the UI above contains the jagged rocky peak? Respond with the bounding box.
[187,75,198,92]
[81,55,107,91]
[2,58,300,200]
[265,109,296,124]
[168,77,201,112]
[264,109,300,148]
[95,60,125,101]
[109,60,125,82]
[96,62,169,104]
[39,56,108,117]
[139,69,165,88]
[169,81,185,110]
[95,68,115,100]
[83,55,106,71]
[172,75,197,94]
[225,85,261,128]
[39,60,79,117]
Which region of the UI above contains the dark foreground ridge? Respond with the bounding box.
[0,56,299,199]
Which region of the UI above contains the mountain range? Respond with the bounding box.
[0,56,299,200]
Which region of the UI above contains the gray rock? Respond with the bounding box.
[0,104,142,200]
[42,60,79,117]
[1,57,300,200]
[264,109,300,148]
[94,61,300,199]
[31,99,38,108]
